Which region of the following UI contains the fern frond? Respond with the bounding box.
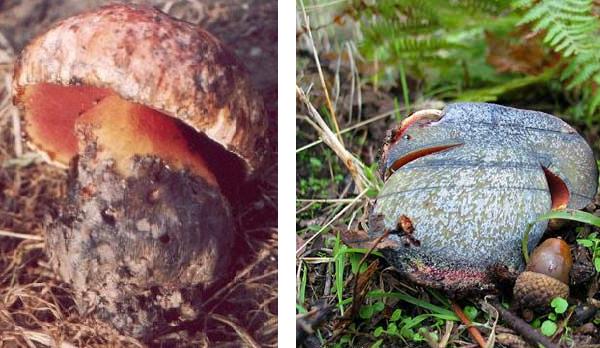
[517,0,600,117]
[357,0,514,84]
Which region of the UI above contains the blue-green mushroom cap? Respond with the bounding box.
[371,102,598,293]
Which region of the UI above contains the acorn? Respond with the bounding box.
[513,238,572,309]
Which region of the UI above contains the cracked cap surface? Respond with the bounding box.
[14,3,267,175]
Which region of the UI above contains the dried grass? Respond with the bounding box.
[0,1,277,346]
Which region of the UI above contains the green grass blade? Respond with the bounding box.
[533,209,600,227]
[299,262,308,305]
[523,209,600,263]
[367,290,459,320]
[399,63,411,114]
[334,233,347,315]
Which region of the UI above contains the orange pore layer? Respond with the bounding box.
[390,112,442,144]
[22,83,113,163]
[389,144,462,173]
[542,167,569,210]
[22,83,217,187]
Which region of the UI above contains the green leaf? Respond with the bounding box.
[577,239,594,247]
[527,210,600,264]
[541,320,557,336]
[594,257,600,272]
[551,297,568,314]
[296,303,308,314]
[374,326,384,337]
[360,305,375,319]
[366,187,380,198]
[309,157,322,169]
[307,224,323,232]
[464,305,478,321]
[532,318,541,328]
[391,309,403,321]
[298,263,307,306]
[387,322,399,335]
[349,253,363,274]
[371,339,384,348]
[412,333,424,342]
[373,301,385,312]
[401,327,415,339]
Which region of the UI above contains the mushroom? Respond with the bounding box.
[370,103,597,294]
[12,4,266,339]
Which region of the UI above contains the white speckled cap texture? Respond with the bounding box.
[372,102,598,291]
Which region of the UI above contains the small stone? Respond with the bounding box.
[147,189,160,203]
[151,224,165,239]
[250,47,262,57]
[159,290,183,309]
[575,322,597,335]
[571,304,597,325]
[180,303,197,321]
[136,218,151,232]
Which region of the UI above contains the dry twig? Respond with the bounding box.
[491,301,559,348]
[0,229,43,241]
[296,86,369,192]
[298,0,342,143]
[451,301,488,348]
[210,314,260,348]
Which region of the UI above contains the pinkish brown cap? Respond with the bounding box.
[13,4,267,174]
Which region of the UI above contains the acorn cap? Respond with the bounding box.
[513,271,569,309]
[13,4,266,174]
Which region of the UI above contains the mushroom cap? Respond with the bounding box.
[371,102,597,292]
[13,3,266,174]
[381,103,597,207]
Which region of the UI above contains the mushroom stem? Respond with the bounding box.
[76,95,218,187]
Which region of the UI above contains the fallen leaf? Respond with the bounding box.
[485,28,558,75]
[339,228,401,250]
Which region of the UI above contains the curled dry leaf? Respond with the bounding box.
[485,29,559,75]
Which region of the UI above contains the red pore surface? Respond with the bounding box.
[21,83,113,163]
[390,111,443,144]
[542,167,570,210]
[21,83,217,186]
[389,144,462,174]
[77,95,217,187]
